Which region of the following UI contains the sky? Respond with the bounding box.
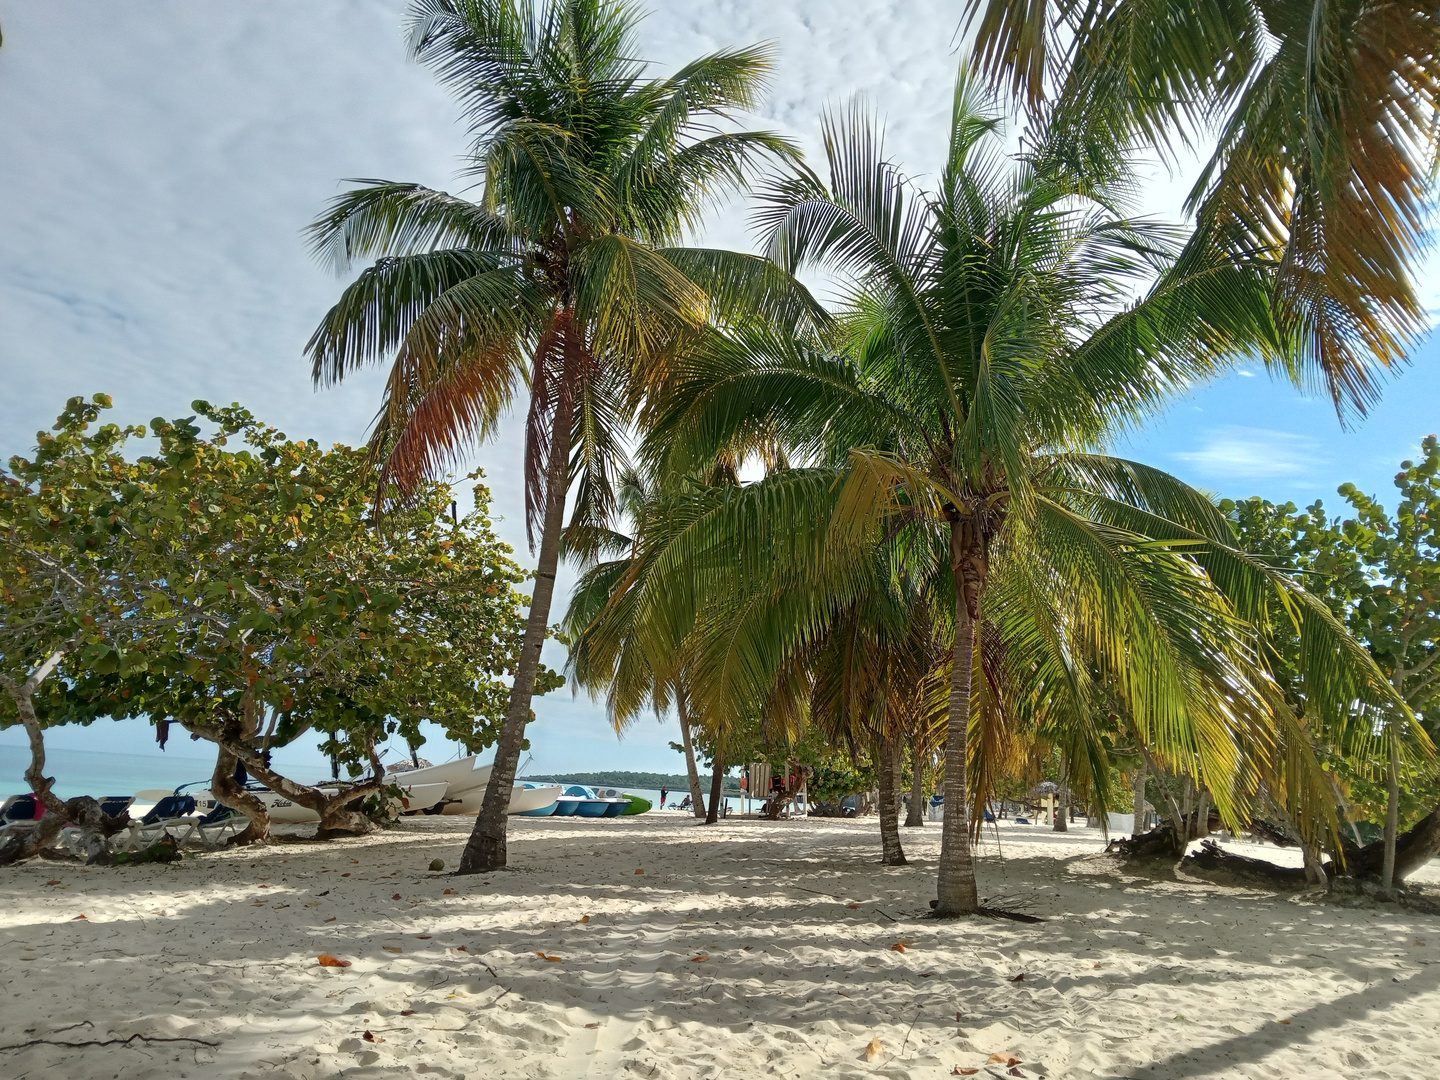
[1,1,1436,781]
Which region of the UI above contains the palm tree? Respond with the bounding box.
[962,0,1440,417]
[306,0,811,872]
[643,69,1407,915]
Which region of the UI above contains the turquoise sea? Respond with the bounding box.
[0,746,222,800]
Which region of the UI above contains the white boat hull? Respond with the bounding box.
[383,756,487,794]
[190,780,450,824]
[438,782,561,816]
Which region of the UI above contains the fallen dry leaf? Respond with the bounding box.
[392,893,402,900]
[864,1037,883,1062]
[383,946,403,953]
[45,879,62,886]
[72,914,87,921]
[585,1022,601,1029]
[259,884,269,889]
[634,868,645,875]
[324,916,337,923]
[579,915,591,923]
[955,1011,964,1022]
[953,1069,979,1076]
[890,943,907,953]
[535,953,562,962]
[919,972,935,978]
[442,888,456,895]
[400,1010,416,1016]
[416,935,431,940]
[691,954,710,962]
[317,954,351,968]
[317,890,330,897]
[847,903,862,909]
[1093,963,1102,969]
[987,1053,1022,1066]
[362,1030,383,1043]
[1276,1019,1291,1025]
[1008,973,1026,982]
[455,945,468,952]
[341,873,350,877]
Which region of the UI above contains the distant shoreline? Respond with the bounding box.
[520,771,744,794]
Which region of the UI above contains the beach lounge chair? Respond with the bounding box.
[195,802,245,845]
[125,793,199,848]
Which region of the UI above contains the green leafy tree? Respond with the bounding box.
[307,0,816,872]
[1227,436,1440,886]
[1,396,532,852]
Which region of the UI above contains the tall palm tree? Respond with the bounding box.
[963,0,1440,417]
[643,69,1408,915]
[306,0,813,872]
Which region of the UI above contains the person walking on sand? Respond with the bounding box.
[660,786,669,809]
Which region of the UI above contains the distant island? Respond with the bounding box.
[520,771,744,793]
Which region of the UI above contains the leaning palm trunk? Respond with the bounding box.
[1383,727,1402,890]
[677,692,707,819]
[936,537,982,915]
[878,733,907,864]
[460,386,574,874]
[705,751,725,825]
[905,736,927,827]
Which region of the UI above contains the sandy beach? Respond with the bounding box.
[2,814,1438,1079]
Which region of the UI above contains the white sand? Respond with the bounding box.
[3,814,1439,1079]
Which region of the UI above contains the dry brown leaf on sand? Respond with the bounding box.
[383,946,403,953]
[400,1010,416,1016]
[579,915,591,923]
[987,1053,1022,1066]
[317,954,351,968]
[45,880,62,886]
[324,916,337,923]
[585,1022,601,1029]
[864,1037,883,1062]
[72,914,87,920]
[847,903,862,909]
[391,893,402,900]
[1008,973,1026,982]
[634,868,645,875]
[455,945,468,952]
[953,1069,979,1076]
[890,939,915,952]
[691,954,710,962]
[362,1030,383,1043]
[442,888,456,895]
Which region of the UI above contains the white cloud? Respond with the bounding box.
[1173,426,1324,479]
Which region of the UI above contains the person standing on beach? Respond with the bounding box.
[660,786,669,808]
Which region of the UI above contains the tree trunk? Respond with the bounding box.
[1132,765,1147,835]
[905,732,926,828]
[705,752,725,825]
[1382,734,1401,890]
[936,520,983,917]
[677,690,707,819]
[7,650,73,819]
[209,743,271,846]
[1053,758,1069,833]
[878,733,907,865]
[1345,800,1440,882]
[458,354,576,874]
[1193,788,1212,841]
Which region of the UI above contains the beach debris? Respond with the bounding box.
[45,879,62,886]
[1276,1019,1291,1025]
[325,917,337,923]
[535,952,563,962]
[317,890,330,896]
[341,873,350,877]
[455,945,468,952]
[400,1010,416,1016]
[634,868,645,875]
[443,888,456,895]
[392,893,402,900]
[987,1053,1021,1066]
[864,1037,883,1062]
[890,939,915,952]
[691,954,710,962]
[579,915,591,923]
[847,903,862,909]
[585,1022,601,1029]
[1008,973,1026,982]
[953,1069,979,1076]
[429,859,445,871]
[318,954,352,968]
[383,946,403,953]
[416,935,431,939]
[72,914,87,920]
[362,1030,383,1043]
